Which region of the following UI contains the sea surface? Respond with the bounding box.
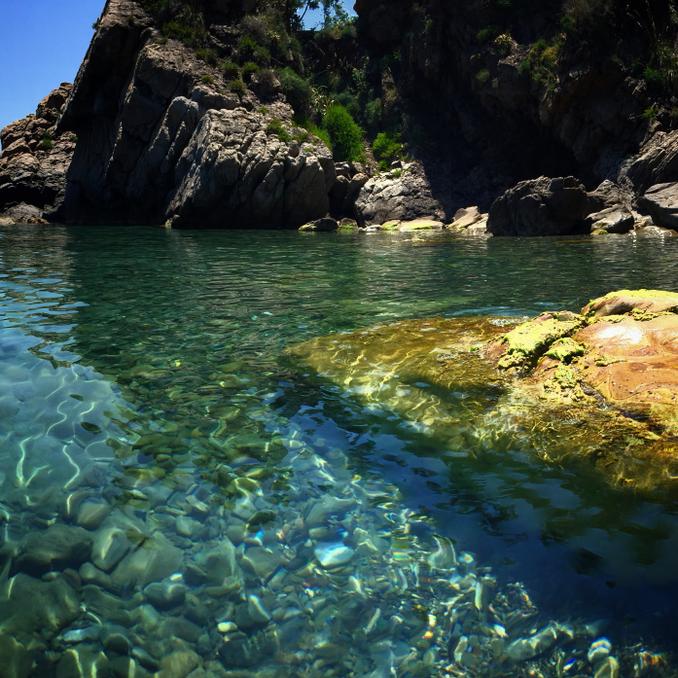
[0,225,677,676]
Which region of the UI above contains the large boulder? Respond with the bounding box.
[288,289,678,489]
[355,162,445,226]
[488,176,595,236]
[621,130,678,191]
[638,182,678,229]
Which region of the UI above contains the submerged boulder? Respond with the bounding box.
[288,289,678,489]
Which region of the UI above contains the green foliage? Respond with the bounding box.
[475,68,491,85]
[279,68,313,121]
[200,74,214,85]
[372,131,404,171]
[364,98,383,129]
[493,33,513,56]
[221,60,241,80]
[195,48,218,66]
[228,78,247,96]
[520,38,561,91]
[160,5,208,48]
[267,119,292,142]
[242,61,260,82]
[302,121,332,149]
[644,42,678,90]
[322,104,364,162]
[642,103,660,121]
[477,26,499,44]
[237,35,271,65]
[334,91,360,121]
[38,135,54,151]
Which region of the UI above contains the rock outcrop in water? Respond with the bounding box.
[289,289,678,489]
[0,0,676,230]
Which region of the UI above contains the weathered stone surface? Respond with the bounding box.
[622,130,678,191]
[16,524,92,575]
[0,84,76,220]
[355,162,445,226]
[288,289,678,489]
[581,289,678,317]
[585,206,635,234]
[488,176,594,236]
[299,217,338,232]
[447,206,489,236]
[0,574,80,636]
[638,182,678,229]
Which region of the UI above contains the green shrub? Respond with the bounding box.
[267,119,292,143]
[237,35,271,65]
[334,91,360,121]
[365,98,383,129]
[372,131,404,171]
[195,48,219,66]
[493,33,513,56]
[228,79,246,96]
[38,135,54,151]
[242,61,260,82]
[221,60,241,80]
[200,74,214,85]
[302,121,332,149]
[161,10,207,48]
[477,26,499,43]
[642,104,660,121]
[475,68,491,85]
[322,104,364,162]
[278,68,313,121]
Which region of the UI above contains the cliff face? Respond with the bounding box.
[353,0,678,221]
[0,0,676,231]
[1,0,337,227]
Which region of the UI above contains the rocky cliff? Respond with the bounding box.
[0,0,676,233]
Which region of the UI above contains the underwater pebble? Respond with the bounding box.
[594,656,620,678]
[314,542,355,569]
[588,638,612,664]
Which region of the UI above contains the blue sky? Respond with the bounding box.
[0,1,354,132]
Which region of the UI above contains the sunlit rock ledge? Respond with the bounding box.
[288,289,678,490]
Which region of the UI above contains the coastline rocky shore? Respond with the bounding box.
[0,0,676,233]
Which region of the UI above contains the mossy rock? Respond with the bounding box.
[287,289,678,490]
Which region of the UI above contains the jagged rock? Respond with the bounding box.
[299,217,338,232]
[622,130,678,190]
[0,84,76,220]
[448,206,489,236]
[355,162,445,226]
[638,182,678,229]
[488,176,594,236]
[585,206,635,234]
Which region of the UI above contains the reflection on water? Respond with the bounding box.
[0,225,677,676]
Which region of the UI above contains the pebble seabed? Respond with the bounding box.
[0,250,675,677]
[0,338,673,678]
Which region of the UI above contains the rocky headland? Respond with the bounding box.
[0,0,676,234]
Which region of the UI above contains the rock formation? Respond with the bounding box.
[289,289,678,489]
[0,0,676,231]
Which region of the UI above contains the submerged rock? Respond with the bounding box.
[288,289,678,489]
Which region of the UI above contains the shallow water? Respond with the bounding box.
[1,225,677,676]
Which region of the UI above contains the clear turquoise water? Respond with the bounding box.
[1,225,677,675]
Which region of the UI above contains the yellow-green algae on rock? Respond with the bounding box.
[288,290,678,490]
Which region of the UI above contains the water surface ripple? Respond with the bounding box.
[1,225,677,676]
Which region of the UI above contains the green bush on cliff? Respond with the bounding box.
[267,119,292,143]
[38,135,54,151]
[195,47,219,66]
[242,61,260,82]
[372,131,404,171]
[221,60,241,80]
[322,104,364,162]
[279,68,313,121]
[237,35,271,65]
